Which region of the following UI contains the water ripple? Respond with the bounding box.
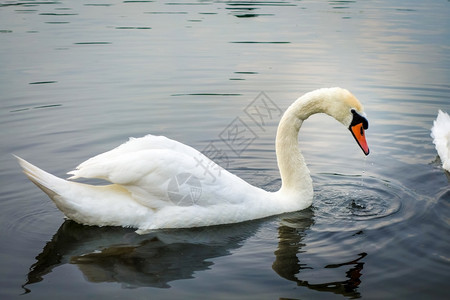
[312,173,418,231]
[3,197,59,241]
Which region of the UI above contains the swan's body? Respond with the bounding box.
[16,87,369,232]
[431,110,450,172]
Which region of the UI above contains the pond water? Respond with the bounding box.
[1,0,449,299]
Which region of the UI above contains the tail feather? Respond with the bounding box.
[14,155,66,199]
[14,155,152,229]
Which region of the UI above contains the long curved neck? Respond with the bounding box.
[275,87,362,196]
[275,90,328,194]
[275,110,311,194]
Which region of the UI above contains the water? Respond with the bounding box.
[1,0,449,299]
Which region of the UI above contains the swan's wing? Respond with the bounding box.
[68,134,199,178]
[67,135,251,209]
[431,110,450,140]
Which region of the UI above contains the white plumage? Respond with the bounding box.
[16,87,370,233]
[431,110,450,172]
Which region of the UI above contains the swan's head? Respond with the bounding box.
[327,88,370,156]
[281,87,370,155]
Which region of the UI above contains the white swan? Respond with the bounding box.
[16,87,369,232]
[431,110,450,172]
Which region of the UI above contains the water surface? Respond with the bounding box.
[1,0,449,299]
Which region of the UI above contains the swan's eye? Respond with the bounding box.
[350,109,369,130]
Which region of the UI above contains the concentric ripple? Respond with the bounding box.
[311,173,420,231]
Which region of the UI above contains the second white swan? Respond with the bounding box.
[16,87,370,232]
[431,110,450,172]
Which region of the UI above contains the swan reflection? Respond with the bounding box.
[273,209,366,298]
[24,211,365,298]
[23,220,259,292]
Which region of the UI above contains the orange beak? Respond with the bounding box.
[350,123,370,155]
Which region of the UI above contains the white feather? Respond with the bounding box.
[431,110,450,172]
